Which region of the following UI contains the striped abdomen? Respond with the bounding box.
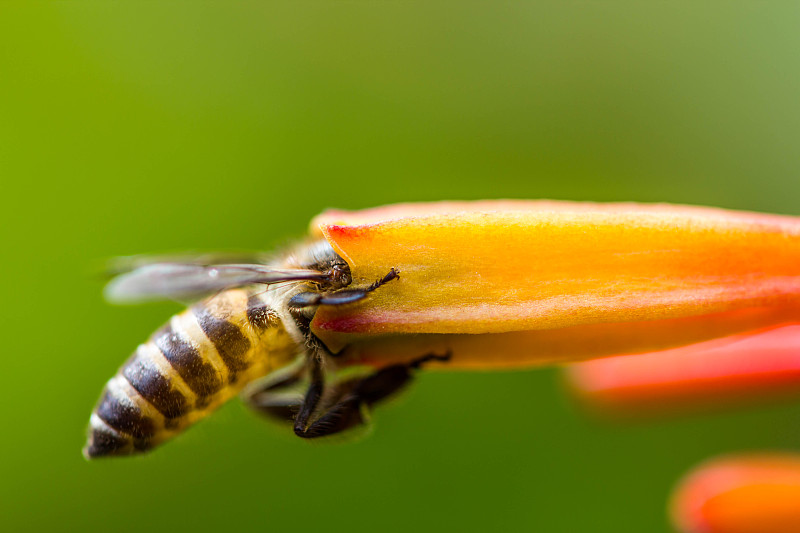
[84,289,298,458]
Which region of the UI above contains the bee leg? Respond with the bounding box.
[288,268,399,309]
[242,359,307,423]
[363,268,400,292]
[246,393,301,423]
[293,354,327,436]
[293,351,451,438]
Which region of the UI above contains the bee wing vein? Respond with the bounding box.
[104,263,327,304]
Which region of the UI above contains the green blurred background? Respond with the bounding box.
[2,2,800,532]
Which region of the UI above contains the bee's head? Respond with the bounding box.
[289,240,352,291]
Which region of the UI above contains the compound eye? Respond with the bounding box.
[328,264,352,287]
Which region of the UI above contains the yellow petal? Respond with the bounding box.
[310,201,800,360]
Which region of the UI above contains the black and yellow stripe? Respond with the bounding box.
[84,289,298,458]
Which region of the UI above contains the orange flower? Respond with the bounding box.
[309,201,800,369]
[671,454,800,533]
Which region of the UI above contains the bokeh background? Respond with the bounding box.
[2,2,800,532]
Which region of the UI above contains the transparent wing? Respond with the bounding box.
[105,261,328,304]
[105,251,270,275]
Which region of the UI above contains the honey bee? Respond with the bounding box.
[85,240,448,458]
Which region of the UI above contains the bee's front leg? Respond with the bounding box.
[287,268,399,310]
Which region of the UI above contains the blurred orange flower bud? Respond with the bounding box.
[564,325,800,415]
[671,454,800,533]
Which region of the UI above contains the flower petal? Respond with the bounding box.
[565,324,800,414]
[310,201,800,358]
[339,309,800,371]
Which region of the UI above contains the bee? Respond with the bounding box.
[87,200,800,458]
[85,240,448,458]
